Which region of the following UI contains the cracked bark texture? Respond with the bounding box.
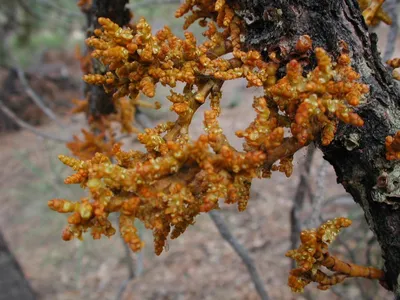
[231,0,400,295]
[84,0,130,119]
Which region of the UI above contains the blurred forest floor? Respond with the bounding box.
[0,2,397,300]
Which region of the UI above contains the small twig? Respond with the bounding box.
[4,39,68,128]
[115,279,130,300]
[123,242,135,279]
[115,227,144,300]
[335,235,373,300]
[43,140,76,197]
[115,230,135,300]
[305,159,328,228]
[14,67,66,127]
[135,250,144,277]
[209,210,270,300]
[383,0,399,62]
[0,99,71,143]
[289,145,315,267]
[135,223,144,277]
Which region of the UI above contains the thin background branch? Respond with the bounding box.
[209,210,270,300]
[4,38,67,128]
[289,145,315,268]
[13,66,66,128]
[115,240,135,300]
[305,159,328,228]
[0,99,71,143]
[383,0,399,62]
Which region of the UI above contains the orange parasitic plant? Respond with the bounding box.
[48,0,392,293]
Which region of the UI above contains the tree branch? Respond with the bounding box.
[305,160,328,228]
[14,66,66,127]
[0,99,71,143]
[209,210,270,300]
[289,146,315,268]
[383,0,399,62]
[233,0,400,293]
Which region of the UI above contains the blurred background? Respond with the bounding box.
[0,0,398,299]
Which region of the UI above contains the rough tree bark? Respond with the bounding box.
[232,0,400,295]
[0,230,36,300]
[83,0,130,118]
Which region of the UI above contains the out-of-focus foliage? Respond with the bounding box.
[0,0,193,68]
[1,0,82,67]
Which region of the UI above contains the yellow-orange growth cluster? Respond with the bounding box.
[70,5,162,159]
[67,128,114,160]
[286,218,384,292]
[358,0,392,26]
[385,131,400,160]
[50,1,368,257]
[77,0,92,11]
[386,58,400,81]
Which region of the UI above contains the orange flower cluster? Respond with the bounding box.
[286,218,384,292]
[359,0,391,26]
[50,2,368,257]
[385,131,400,160]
